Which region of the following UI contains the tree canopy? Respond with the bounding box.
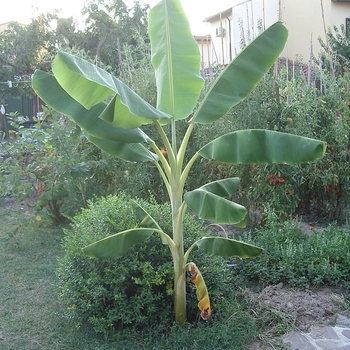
[0,0,150,101]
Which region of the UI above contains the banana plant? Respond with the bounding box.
[32,0,326,325]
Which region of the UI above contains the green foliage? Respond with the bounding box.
[0,16,54,100]
[56,194,233,335]
[319,24,350,74]
[0,201,299,350]
[0,110,127,223]
[32,0,325,325]
[82,0,150,75]
[236,215,350,289]
[0,0,149,105]
[195,68,350,223]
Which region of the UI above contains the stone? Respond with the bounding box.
[309,326,339,340]
[282,331,317,349]
[337,315,350,328]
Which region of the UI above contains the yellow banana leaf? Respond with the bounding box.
[188,262,211,320]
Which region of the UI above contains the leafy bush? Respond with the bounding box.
[194,68,350,223]
[235,215,350,289]
[56,194,233,336]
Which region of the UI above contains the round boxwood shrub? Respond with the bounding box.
[56,194,232,336]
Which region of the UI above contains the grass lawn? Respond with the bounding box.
[0,202,127,350]
[0,201,260,350]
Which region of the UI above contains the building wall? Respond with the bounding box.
[194,35,212,70]
[0,22,10,33]
[205,10,232,65]
[204,0,350,65]
[231,0,279,56]
[281,0,350,60]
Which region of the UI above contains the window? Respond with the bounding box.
[347,18,350,37]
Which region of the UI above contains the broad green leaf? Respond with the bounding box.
[188,262,211,320]
[85,134,158,162]
[193,22,288,124]
[196,237,263,258]
[83,228,154,259]
[52,52,171,128]
[130,199,169,244]
[32,70,152,144]
[184,178,247,225]
[199,129,326,164]
[149,0,204,120]
[234,216,247,229]
[200,177,240,197]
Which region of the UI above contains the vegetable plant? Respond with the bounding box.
[32,0,326,325]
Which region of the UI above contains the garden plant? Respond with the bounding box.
[32,0,326,325]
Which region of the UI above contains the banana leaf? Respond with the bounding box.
[51,52,171,128]
[196,237,263,258]
[199,129,326,164]
[83,228,155,259]
[193,22,288,124]
[149,0,204,120]
[184,178,247,225]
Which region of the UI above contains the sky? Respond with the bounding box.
[0,0,235,35]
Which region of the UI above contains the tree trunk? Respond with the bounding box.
[171,175,186,325]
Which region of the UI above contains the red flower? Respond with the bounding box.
[326,184,331,192]
[279,178,285,184]
[267,174,277,185]
[273,178,279,185]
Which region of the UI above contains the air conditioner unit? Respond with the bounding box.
[216,27,225,37]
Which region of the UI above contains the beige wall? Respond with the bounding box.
[0,23,10,33]
[194,36,212,69]
[281,0,350,60]
[205,0,350,64]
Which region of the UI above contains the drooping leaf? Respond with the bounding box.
[51,52,171,128]
[85,134,158,162]
[193,22,288,124]
[199,129,326,164]
[149,0,204,120]
[188,262,211,320]
[196,237,263,258]
[184,178,247,225]
[131,199,169,244]
[82,228,154,259]
[32,70,152,144]
[199,177,240,197]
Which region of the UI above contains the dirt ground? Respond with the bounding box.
[252,283,348,332]
[209,220,350,335]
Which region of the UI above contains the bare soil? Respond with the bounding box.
[252,283,348,332]
[209,220,350,335]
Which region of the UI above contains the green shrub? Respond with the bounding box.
[196,69,350,223]
[56,194,233,336]
[235,216,350,289]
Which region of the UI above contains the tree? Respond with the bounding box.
[32,0,326,325]
[319,24,350,75]
[0,0,149,102]
[81,0,149,73]
[0,12,89,102]
[0,16,55,100]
